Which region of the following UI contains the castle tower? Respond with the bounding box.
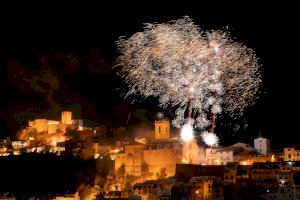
[61,111,72,124]
[254,136,270,156]
[154,120,170,140]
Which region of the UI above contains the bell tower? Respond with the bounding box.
[154,120,170,140]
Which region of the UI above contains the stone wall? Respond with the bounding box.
[34,119,48,133]
[61,111,72,124]
[48,123,59,134]
[124,145,144,176]
[115,153,125,170]
[143,148,180,177]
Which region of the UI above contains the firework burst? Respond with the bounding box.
[116,16,261,130]
[201,131,219,147]
[180,122,194,142]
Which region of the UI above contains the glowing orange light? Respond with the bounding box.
[271,155,275,162]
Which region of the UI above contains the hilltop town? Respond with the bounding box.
[1,111,300,199]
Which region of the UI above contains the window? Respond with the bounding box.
[225,175,228,180]
[159,126,161,133]
[230,175,233,180]
[166,127,168,133]
[289,154,291,158]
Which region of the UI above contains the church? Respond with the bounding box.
[115,119,183,178]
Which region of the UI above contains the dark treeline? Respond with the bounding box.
[0,153,96,199]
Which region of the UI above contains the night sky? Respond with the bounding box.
[0,2,299,149]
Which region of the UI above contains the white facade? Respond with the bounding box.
[12,141,29,150]
[205,148,233,165]
[254,137,270,155]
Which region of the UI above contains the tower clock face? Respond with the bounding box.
[157,112,164,119]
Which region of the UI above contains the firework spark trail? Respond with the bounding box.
[116,16,261,130]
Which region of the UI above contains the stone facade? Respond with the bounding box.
[284,147,300,161]
[154,120,170,140]
[61,111,72,124]
[115,120,183,178]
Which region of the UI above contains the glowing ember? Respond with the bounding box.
[180,123,194,142]
[201,131,219,147]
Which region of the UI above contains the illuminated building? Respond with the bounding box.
[224,162,238,184]
[205,143,257,165]
[284,147,300,161]
[190,176,224,200]
[115,119,183,178]
[250,162,280,184]
[11,141,29,150]
[254,136,270,156]
[154,120,170,140]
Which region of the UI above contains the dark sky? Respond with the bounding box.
[0,2,299,148]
